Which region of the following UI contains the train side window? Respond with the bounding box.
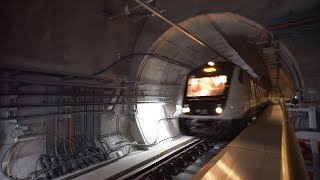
[254,84,258,98]
[239,70,244,84]
[239,69,249,84]
[255,84,259,98]
[250,80,255,98]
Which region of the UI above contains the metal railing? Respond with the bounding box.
[280,102,309,180]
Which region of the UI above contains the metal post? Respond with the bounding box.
[133,0,229,61]
[286,105,319,180]
[308,106,317,129]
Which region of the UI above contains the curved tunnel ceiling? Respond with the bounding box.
[137,13,297,99]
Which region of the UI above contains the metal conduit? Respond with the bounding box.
[0,101,174,108]
[0,78,125,89]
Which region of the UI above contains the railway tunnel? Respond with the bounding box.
[1,0,320,180]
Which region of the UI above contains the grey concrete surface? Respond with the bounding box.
[0,0,320,179]
[0,0,145,79]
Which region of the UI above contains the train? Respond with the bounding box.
[176,61,270,136]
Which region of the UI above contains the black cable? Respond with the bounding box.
[109,144,132,153]
[34,158,39,177]
[29,149,80,180]
[1,142,19,179]
[100,139,109,147]
[28,120,176,179]
[98,140,107,151]
[32,143,130,179]
[135,115,178,146]
[30,141,128,179]
[135,115,151,144]
[30,136,174,179]
[33,155,44,179]
[92,53,194,76]
[31,157,69,179]
[126,147,131,155]
[154,133,181,145]
[100,139,113,152]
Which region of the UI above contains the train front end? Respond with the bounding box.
[179,62,234,117]
[177,62,236,135]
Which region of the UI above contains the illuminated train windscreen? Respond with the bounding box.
[187,75,228,97]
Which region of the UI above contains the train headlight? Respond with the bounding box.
[181,107,190,113]
[215,107,223,114]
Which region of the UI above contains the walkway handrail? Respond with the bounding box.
[280,102,308,180]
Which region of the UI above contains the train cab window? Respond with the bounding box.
[187,75,228,97]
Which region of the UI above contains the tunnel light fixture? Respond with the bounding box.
[215,107,223,114]
[203,67,216,73]
[136,103,171,144]
[208,61,215,66]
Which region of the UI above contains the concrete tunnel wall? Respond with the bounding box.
[132,13,299,143]
[0,1,319,178]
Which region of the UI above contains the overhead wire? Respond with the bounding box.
[92,53,194,76]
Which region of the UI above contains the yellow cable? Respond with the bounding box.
[7,141,24,178]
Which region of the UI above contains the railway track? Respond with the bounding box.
[122,139,228,180]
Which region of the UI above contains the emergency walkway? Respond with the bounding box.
[193,104,308,180]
